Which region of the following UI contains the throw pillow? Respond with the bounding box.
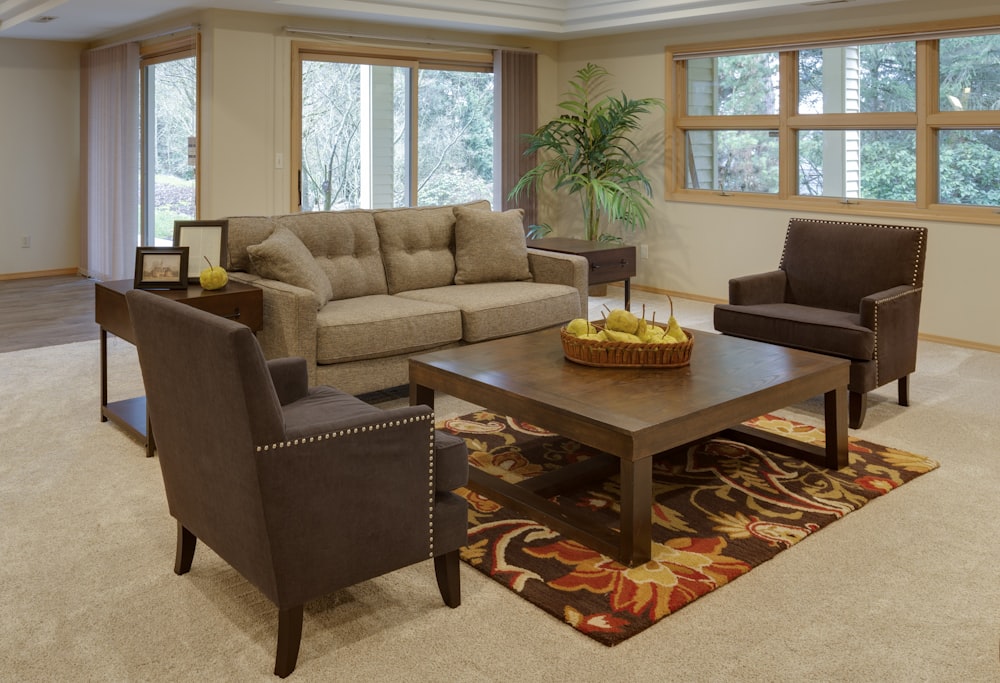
[246,227,333,309]
[453,207,532,285]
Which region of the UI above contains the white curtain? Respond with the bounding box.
[80,43,139,282]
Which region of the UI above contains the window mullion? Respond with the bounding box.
[915,39,936,209]
[779,51,796,199]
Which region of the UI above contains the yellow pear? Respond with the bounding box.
[666,315,687,342]
[603,329,642,343]
[199,256,228,290]
[565,318,596,337]
[605,309,639,334]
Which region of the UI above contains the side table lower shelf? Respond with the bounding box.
[101,396,153,453]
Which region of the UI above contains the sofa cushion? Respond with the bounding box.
[276,211,388,300]
[453,206,532,285]
[315,294,463,364]
[227,216,277,271]
[374,201,490,294]
[714,302,876,360]
[398,282,581,343]
[247,227,333,309]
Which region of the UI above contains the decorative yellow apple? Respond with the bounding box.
[199,256,228,290]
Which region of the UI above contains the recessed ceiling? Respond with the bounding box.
[0,0,897,42]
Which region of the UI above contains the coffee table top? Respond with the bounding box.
[409,327,849,460]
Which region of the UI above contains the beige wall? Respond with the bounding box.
[0,39,82,277]
[1,3,998,348]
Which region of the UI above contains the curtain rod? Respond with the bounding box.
[283,26,534,53]
[88,23,200,52]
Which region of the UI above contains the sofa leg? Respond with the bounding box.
[174,522,196,575]
[849,391,867,429]
[898,375,910,406]
[434,550,461,608]
[274,605,303,678]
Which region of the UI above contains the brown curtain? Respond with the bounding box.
[494,50,538,228]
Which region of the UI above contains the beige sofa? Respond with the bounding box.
[225,201,588,395]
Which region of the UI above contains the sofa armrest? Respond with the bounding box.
[267,357,309,405]
[860,285,923,383]
[228,272,320,382]
[729,270,787,305]
[527,248,589,317]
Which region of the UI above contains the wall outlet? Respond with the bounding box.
[639,244,649,259]
[21,235,30,248]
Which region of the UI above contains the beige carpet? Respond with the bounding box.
[1,292,998,682]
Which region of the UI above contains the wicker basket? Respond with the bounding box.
[561,320,694,368]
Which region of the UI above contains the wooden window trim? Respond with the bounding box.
[665,17,1000,226]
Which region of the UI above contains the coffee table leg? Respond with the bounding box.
[410,382,435,410]
[824,386,849,469]
[619,457,653,566]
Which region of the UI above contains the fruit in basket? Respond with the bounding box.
[604,329,643,344]
[565,318,597,337]
[605,308,639,334]
[666,314,687,342]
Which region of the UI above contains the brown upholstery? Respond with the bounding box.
[714,218,928,428]
[124,289,468,677]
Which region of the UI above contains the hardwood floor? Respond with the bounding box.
[0,275,100,353]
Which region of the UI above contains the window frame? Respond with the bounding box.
[291,41,493,212]
[666,17,1000,226]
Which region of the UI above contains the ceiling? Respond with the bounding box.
[0,0,898,42]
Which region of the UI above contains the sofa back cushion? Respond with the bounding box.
[375,201,490,294]
[276,211,388,300]
[453,206,532,284]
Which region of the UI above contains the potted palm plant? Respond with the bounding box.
[510,63,664,242]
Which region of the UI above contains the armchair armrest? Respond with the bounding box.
[728,270,787,305]
[527,248,589,317]
[860,285,923,383]
[228,272,320,381]
[267,357,309,405]
[254,404,463,604]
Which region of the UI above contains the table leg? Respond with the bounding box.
[619,456,653,566]
[100,327,108,422]
[824,385,849,469]
[624,278,631,311]
[410,382,435,410]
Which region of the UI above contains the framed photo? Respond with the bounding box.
[173,220,229,280]
[134,247,189,290]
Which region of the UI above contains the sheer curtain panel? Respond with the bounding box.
[81,43,139,281]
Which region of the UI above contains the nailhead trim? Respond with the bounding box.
[254,411,439,557]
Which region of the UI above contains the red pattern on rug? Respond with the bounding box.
[440,412,938,646]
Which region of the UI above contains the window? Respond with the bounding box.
[293,44,494,212]
[140,36,198,245]
[669,21,1000,222]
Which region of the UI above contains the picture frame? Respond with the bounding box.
[173,220,229,280]
[134,246,189,290]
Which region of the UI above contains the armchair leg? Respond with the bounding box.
[174,523,196,575]
[898,375,910,406]
[434,550,461,608]
[849,391,867,430]
[274,605,303,679]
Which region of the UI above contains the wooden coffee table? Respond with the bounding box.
[409,327,849,566]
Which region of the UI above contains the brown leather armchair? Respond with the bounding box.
[125,289,468,677]
[713,218,928,429]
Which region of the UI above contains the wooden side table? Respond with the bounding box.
[527,237,637,310]
[94,279,263,456]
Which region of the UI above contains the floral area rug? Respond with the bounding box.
[438,412,938,646]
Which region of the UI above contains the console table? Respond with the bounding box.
[527,237,637,310]
[94,279,263,456]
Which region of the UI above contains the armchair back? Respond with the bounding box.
[780,218,928,312]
